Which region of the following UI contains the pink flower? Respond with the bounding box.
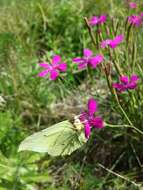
[129,2,137,9]
[109,35,124,48]
[101,39,111,48]
[128,15,142,26]
[89,16,99,26]
[98,15,107,24]
[113,74,139,92]
[79,98,104,139]
[140,12,143,17]
[101,35,124,49]
[89,15,107,26]
[73,49,104,70]
[38,55,67,80]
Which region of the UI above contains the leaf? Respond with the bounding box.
[18,120,87,156]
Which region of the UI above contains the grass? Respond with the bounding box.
[0,0,143,189]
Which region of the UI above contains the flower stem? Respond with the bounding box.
[84,17,98,49]
[105,123,143,135]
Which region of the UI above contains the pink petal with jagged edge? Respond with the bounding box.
[120,76,129,84]
[98,15,106,24]
[90,54,104,68]
[58,63,67,72]
[84,122,91,139]
[38,70,49,77]
[109,35,124,48]
[72,57,83,63]
[49,70,59,80]
[91,116,104,128]
[129,2,137,9]
[101,39,111,48]
[130,75,139,82]
[88,98,97,116]
[83,49,93,57]
[52,55,61,65]
[113,83,124,91]
[127,82,137,89]
[39,63,50,68]
[89,16,99,26]
[78,62,88,69]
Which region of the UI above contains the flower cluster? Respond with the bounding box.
[113,75,139,92]
[127,1,143,26]
[73,49,104,70]
[79,98,104,139]
[38,55,67,80]
[88,15,106,26]
[129,2,137,9]
[128,15,143,26]
[37,12,141,139]
[101,35,124,49]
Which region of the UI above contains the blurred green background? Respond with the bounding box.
[0,0,142,189]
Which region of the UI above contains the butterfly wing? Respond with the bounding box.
[18,120,87,156]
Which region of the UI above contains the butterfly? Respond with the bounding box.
[18,120,87,156]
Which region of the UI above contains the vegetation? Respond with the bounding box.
[0,0,143,189]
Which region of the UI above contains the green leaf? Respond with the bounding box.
[18,120,87,156]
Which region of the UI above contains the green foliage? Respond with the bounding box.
[0,0,143,189]
[0,152,53,190]
[0,112,23,156]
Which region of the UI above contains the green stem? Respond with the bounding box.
[113,89,134,126]
[105,123,143,135]
[84,17,98,48]
[132,42,137,72]
[110,49,122,76]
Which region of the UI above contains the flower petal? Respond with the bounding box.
[90,116,104,128]
[90,54,104,68]
[38,70,49,77]
[114,34,124,43]
[130,75,139,82]
[89,16,99,26]
[72,57,83,63]
[120,76,129,84]
[83,49,93,57]
[58,63,67,72]
[78,62,88,69]
[109,35,124,48]
[127,82,137,89]
[101,39,111,48]
[52,55,61,65]
[79,112,88,122]
[39,63,50,69]
[112,83,125,91]
[88,98,97,115]
[84,122,91,139]
[128,15,142,26]
[49,69,59,80]
[98,15,106,24]
[129,2,137,9]
[140,12,143,17]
